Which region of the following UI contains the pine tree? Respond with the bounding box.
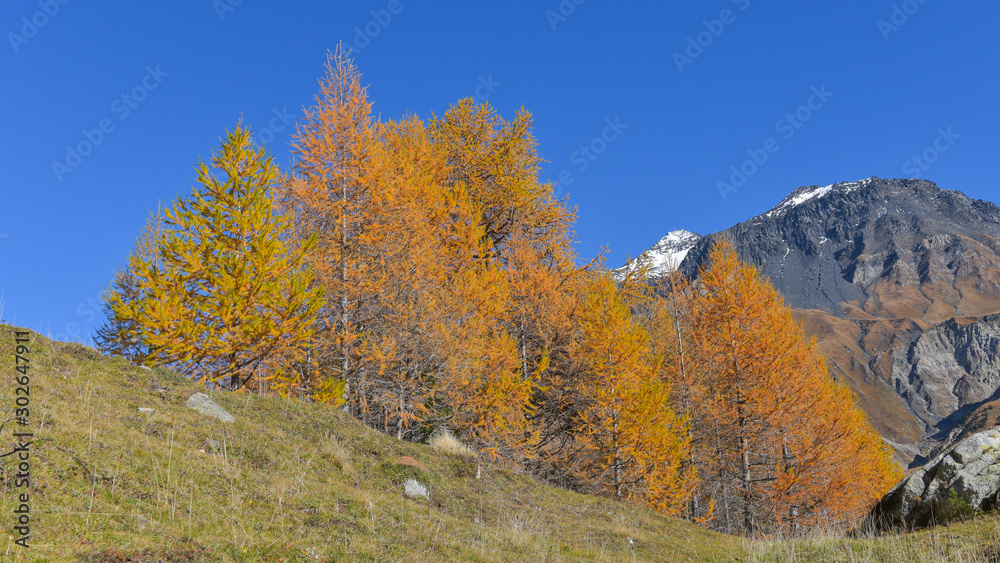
[103,123,324,393]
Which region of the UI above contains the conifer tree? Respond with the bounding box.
[96,209,163,364]
[428,99,574,257]
[570,270,694,514]
[686,239,900,535]
[644,269,716,523]
[103,123,324,393]
[282,46,376,411]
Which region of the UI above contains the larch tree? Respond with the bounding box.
[428,99,574,258]
[430,97,587,467]
[643,268,716,523]
[569,269,694,514]
[281,46,378,411]
[102,123,324,393]
[96,208,163,365]
[281,59,543,459]
[687,239,900,535]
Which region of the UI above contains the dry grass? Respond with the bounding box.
[428,429,475,458]
[745,516,1000,562]
[0,326,737,562]
[7,324,1000,561]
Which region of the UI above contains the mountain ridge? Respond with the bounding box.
[628,177,1000,465]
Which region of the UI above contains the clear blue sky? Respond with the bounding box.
[1,1,997,344]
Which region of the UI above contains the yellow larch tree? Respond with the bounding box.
[96,208,164,364]
[102,123,324,393]
[570,269,694,514]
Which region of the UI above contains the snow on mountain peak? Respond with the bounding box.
[619,229,702,277]
[765,177,875,218]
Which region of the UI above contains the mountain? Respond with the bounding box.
[624,229,703,276]
[630,178,1000,466]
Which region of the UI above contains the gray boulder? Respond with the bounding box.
[185,393,235,423]
[403,478,429,501]
[867,426,1000,531]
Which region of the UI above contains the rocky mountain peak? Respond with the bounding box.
[630,177,1000,467]
[762,177,876,219]
[679,177,1000,315]
[618,229,703,279]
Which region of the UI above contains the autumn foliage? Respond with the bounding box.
[648,240,902,535]
[99,48,901,536]
[98,124,324,393]
[569,270,694,514]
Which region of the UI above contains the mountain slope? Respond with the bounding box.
[631,178,1000,465]
[0,325,737,561]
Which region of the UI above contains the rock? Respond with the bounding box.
[866,426,1000,531]
[137,407,154,414]
[403,478,429,500]
[185,393,235,423]
[396,456,429,472]
[139,366,151,371]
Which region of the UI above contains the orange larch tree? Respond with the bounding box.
[569,269,694,514]
[428,99,575,258]
[281,46,379,409]
[686,239,900,535]
[643,269,716,523]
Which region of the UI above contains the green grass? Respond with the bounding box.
[743,516,1000,562]
[0,326,737,561]
[6,325,1000,562]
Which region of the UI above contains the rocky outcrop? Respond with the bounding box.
[890,314,1000,438]
[867,426,1000,531]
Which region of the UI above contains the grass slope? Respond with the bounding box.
[7,325,1000,562]
[0,326,737,562]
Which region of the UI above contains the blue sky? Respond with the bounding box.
[1,1,997,344]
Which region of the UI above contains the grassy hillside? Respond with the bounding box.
[0,326,737,561]
[5,325,1000,562]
